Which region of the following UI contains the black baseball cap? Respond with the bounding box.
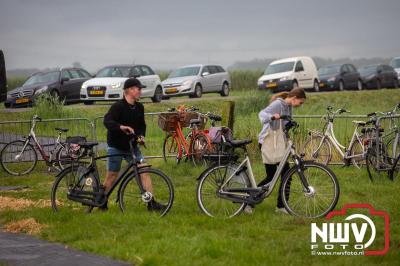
[123,78,146,90]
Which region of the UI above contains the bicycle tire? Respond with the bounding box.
[162,133,180,164]
[0,140,37,176]
[302,134,332,165]
[197,163,250,218]
[281,161,340,218]
[191,133,211,167]
[51,165,99,213]
[118,167,174,217]
[366,143,391,181]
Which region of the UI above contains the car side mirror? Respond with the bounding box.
[202,72,210,77]
[61,77,69,83]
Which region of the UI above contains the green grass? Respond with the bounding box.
[1,89,400,265]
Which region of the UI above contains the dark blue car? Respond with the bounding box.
[359,64,399,89]
[318,64,362,91]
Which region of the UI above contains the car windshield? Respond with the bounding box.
[264,62,295,75]
[318,65,341,76]
[23,71,60,86]
[390,58,400,69]
[359,65,377,75]
[96,67,131,77]
[168,67,200,78]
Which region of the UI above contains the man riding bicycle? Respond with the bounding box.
[103,78,164,211]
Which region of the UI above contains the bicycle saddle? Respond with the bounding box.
[352,121,366,126]
[55,127,69,132]
[190,119,202,125]
[228,139,252,147]
[78,141,98,148]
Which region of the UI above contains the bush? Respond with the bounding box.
[32,93,72,118]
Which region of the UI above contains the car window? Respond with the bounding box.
[208,66,219,74]
[62,70,71,79]
[347,64,356,72]
[383,65,393,71]
[295,61,304,72]
[140,66,154,76]
[341,65,349,73]
[96,67,131,77]
[68,69,81,79]
[217,66,225,73]
[78,69,92,78]
[201,66,210,74]
[130,67,142,77]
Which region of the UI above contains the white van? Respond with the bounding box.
[257,56,319,92]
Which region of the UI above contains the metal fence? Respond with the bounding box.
[0,113,399,164]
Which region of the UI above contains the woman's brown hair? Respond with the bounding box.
[271,87,306,102]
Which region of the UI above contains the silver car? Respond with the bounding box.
[161,64,231,98]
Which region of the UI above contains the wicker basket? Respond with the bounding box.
[158,113,179,132]
[180,112,207,129]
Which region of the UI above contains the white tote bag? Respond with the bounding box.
[261,119,287,164]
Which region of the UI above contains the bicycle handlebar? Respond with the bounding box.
[32,115,42,122]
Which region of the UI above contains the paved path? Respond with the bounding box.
[0,231,132,266]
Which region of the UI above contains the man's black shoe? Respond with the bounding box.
[147,199,166,212]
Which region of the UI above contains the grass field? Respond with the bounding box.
[0,89,400,265]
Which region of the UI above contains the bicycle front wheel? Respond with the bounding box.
[0,140,37,176]
[281,162,340,218]
[162,133,180,164]
[302,135,332,165]
[119,168,174,217]
[366,143,391,181]
[191,133,210,167]
[197,164,250,218]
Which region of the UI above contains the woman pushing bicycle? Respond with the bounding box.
[257,88,306,214]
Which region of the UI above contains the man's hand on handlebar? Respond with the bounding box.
[120,125,135,135]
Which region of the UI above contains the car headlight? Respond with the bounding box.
[183,80,193,87]
[110,82,122,89]
[257,79,263,85]
[279,76,289,81]
[34,85,48,95]
[327,77,336,82]
[81,83,87,89]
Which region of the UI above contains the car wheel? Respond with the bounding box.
[83,101,94,105]
[339,80,345,91]
[191,84,202,98]
[220,82,229,96]
[313,80,319,92]
[376,79,381,89]
[151,86,163,103]
[292,80,298,89]
[357,79,363,90]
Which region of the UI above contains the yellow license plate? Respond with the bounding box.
[89,90,105,95]
[166,88,178,93]
[266,83,277,88]
[16,98,29,104]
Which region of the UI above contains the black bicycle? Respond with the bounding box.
[51,134,174,217]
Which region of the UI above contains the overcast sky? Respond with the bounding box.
[1,0,399,72]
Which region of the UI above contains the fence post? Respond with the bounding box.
[221,101,235,130]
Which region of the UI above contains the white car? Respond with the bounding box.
[257,56,319,92]
[390,57,400,80]
[161,64,231,98]
[80,64,163,104]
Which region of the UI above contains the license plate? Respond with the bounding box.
[266,83,277,88]
[166,88,178,93]
[16,98,29,104]
[89,90,105,96]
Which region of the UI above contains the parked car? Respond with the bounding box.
[80,64,163,104]
[390,57,400,80]
[318,64,362,91]
[161,64,230,98]
[4,68,91,108]
[257,56,319,92]
[359,64,399,89]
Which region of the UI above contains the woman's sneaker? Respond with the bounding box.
[275,207,289,214]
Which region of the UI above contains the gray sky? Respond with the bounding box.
[1,0,399,72]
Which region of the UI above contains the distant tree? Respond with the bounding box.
[72,61,82,68]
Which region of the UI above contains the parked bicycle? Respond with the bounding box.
[51,134,174,216]
[301,106,368,168]
[196,116,340,218]
[0,115,85,176]
[159,106,219,166]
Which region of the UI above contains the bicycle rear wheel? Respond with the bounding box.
[390,155,400,180]
[301,135,332,165]
[0,140,37,176]
[197,164,250,218]
[119,168,174,217]
[191,133,210,167]
[281,162,339,218]
[51,165,99,213]
[366,143,391,181]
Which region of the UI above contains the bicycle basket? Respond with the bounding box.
[158,113,179,132]
[180,112,207,129]
[66,136,87,144]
